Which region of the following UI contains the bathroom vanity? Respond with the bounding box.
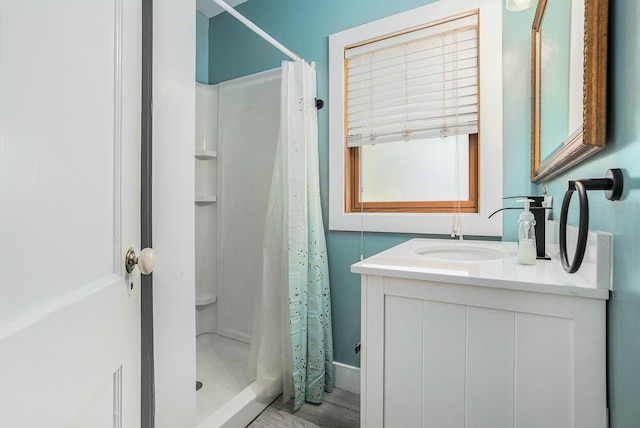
[352,236,611,428]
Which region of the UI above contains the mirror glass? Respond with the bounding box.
[531,0,608,183]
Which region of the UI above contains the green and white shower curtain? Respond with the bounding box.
[248,60,334,411]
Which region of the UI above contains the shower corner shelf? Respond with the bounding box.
[195,150,217,160]
[196,294,217,306]
[195,195,217,205]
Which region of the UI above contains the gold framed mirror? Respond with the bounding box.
[531,0,608,183]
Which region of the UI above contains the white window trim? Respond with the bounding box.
[328,0,503,236]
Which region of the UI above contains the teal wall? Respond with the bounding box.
[196,11,209,83]
[502,5,539,240]
[508,1,640,424]
[203,1,640,424]
[535,2,640,426]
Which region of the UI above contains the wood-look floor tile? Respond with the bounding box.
[260,389,360,428]
[247,407,321,427]
[322,389,360,413]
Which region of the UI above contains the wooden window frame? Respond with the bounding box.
[345,134,479,213]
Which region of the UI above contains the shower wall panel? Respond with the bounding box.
[217,68,281,343]
[195,83,219,337]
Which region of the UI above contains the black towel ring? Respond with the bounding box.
[558,169,623,274]
[559,181,589,273]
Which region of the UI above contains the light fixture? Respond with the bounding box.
[506,0,535,11]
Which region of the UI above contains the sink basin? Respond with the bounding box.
[415,245,507,261]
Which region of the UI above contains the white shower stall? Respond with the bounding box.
[194,68,281,426]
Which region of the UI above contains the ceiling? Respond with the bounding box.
[196,0,248,18]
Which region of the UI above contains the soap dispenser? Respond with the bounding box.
[517,199,537,265]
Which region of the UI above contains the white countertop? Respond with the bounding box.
[351,238,610,300]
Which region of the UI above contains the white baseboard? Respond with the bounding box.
[333,362,360,395]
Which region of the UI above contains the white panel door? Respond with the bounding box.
[0,1,142,426]
[466,307,515,428]
[422,301,466,427]
[515,313,573,428]
[384,296,422,427]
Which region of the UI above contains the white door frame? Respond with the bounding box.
[152,0,197,426]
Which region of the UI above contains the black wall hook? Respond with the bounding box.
[560,168,623,273]
[315,98,324,110]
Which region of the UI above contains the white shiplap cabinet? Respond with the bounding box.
[359,275,607,428]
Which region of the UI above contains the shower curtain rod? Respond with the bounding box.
[210,0,302,62]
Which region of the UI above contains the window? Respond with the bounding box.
[351,134,478,213]
[329,0,503,236]
[345,13,479,214]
